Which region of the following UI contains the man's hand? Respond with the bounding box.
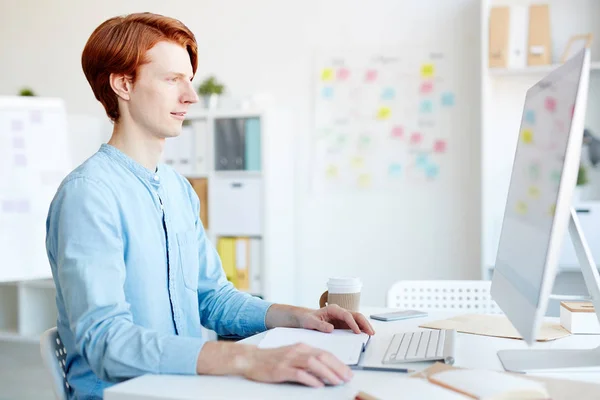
[196,341,353,388]
[239,343,353,387]
[265,304,375,335]
[296,304,375,335]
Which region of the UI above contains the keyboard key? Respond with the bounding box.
[405,332,422,359]
[436,330,446,358]
[396,332,412,360]
[386,331,405,360]
[414,331,430,359]
[426,330,439,358]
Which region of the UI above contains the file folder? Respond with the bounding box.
[528,4,551,66]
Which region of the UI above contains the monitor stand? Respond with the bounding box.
[498,207,600,373]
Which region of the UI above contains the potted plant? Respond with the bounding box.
[19,87,36,96]
[197,76,225,109]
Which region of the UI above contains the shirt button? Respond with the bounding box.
[154,175,160,181]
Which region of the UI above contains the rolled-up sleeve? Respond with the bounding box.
[187,183,273,337]
[49,176,205,381]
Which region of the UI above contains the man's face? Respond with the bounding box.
[127,41,198,139]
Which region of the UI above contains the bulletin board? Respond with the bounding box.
[0,97,71,282]
[311,48,459,193]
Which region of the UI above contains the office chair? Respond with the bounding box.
[40,327,69,400]
[387,280,502,314]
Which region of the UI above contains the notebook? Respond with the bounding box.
[258,327,370,365]
[428,369,549,399]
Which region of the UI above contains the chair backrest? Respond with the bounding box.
[387,280,502,314]
[40,327,69,400]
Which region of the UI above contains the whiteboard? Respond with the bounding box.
[311,48,458,193]
[0,97,71,282]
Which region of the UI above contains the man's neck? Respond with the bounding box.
[107,121,164,172]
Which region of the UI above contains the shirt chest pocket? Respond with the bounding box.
[176,230,200,291]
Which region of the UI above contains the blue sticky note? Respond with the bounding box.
[388,163,402,176]
[426,164,439,178]
[441,92,455,107]
[416,153,428,167]
[322,86,334,98]
[420,100,433,113]
[525,110,535,125]
[381,87,395,100]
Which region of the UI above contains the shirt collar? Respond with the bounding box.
[99,143,161,187]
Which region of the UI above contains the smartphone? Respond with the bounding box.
[370,310,428,321]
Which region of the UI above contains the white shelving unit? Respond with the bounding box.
[164,104,296,304]
[480,0,600,314]
[0,279,57,342]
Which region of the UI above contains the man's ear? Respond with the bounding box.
[109,73,133,101]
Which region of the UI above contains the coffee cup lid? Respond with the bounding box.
[327,277,362,287]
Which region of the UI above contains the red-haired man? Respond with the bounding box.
[45,12,374,399]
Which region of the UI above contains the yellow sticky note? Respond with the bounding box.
[358,174,371,187]
[351,156,364,168]
[528,186,540,198]
[321,68,334,81]
[377,106,391,120]
[516,201,528,215]
[548,204,556,216]
[326,165,338,178]
[522,129,533,144]
[421,63,435,78]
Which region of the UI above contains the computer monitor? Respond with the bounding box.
[490,47,600,373]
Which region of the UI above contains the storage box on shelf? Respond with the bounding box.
[0,279,57,342]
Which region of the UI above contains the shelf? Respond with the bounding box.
[488,61,600,77]
[0,329,40,343]
[212,171,262,178]
[186,107,263,120]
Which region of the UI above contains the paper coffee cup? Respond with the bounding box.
[319,277,362,311]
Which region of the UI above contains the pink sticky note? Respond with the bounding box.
[391,126,404,138]
[545,97,556,112]
[337,68,350,81]
[571,104,575,118]
[14,154,27,166]
[365,69,377,82]
[11,120,23,132]
[434,139,447,153]
[410,132,422,144]
[420,81,433,94]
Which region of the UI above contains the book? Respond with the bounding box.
[428,369,549,399]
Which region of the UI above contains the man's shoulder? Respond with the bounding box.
[56,151,117,196]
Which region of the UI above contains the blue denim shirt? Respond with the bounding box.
[45,143,273,399]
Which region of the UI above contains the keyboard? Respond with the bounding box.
[382,329,456,365]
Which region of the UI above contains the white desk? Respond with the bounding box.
[104,307,600,399]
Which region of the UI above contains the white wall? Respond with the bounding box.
[0,0,483,308]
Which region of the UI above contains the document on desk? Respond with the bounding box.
[419,314,570,341]
[258,327,370,365]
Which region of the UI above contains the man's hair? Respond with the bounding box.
[81,12,198,121]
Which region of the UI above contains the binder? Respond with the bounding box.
[489,6,510,68]
[507,5,528,68]
[249,238,262,294]
[217,237,237,286]
[528,4,551,66]
[235,237,250,290]
[215,118,245,170]
[244,118,261,171]
[188,178,208,229]
[193,120,208,175]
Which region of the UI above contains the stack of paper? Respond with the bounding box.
[258,327,370,365]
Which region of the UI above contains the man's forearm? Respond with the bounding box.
[264,304,313,329]
[196,341,256,376]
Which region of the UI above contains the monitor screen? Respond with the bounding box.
[494,57,584,310]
